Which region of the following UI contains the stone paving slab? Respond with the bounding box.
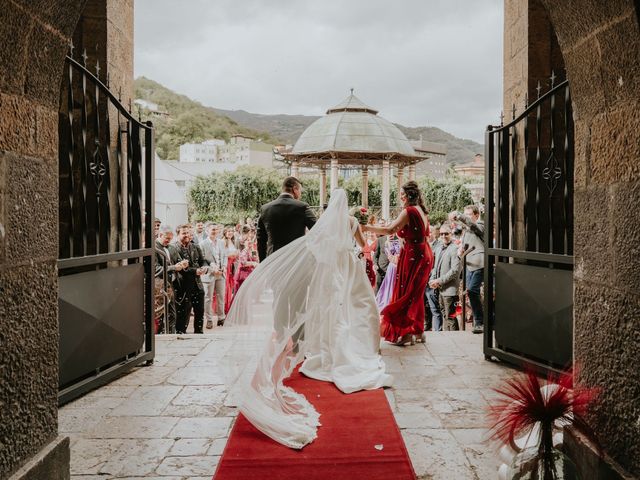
[62,327,511,479]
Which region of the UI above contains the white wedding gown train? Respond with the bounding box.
[225,189,392,449]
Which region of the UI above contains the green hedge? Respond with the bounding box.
[188,166,473,225]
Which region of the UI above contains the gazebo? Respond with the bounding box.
[284,90,424,220]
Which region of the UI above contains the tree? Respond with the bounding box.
[188,167,472,225]
[342,174,471,224]
[418,176,474,224]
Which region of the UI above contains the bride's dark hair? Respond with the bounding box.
[401,181,428,214]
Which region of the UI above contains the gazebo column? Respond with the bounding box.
[361,166,369,208]
[330,158,339,191]
[382,159,390,221]
[397,165,405,201]
[408,164,416,181]
[319,166,327,207]
[291,160,300,178]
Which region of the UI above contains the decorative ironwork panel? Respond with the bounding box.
[58,52,150,260]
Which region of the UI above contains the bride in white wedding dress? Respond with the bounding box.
[225,188,392,449]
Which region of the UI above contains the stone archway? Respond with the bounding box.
[0,1,638,478]
[539,1,640,475]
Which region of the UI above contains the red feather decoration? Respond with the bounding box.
[488,367,599,452]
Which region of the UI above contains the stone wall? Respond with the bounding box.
[0,1,87,478]
[0,0,133,478]
[539,0,640,476]
[504,0,565,112]
[74,0,134,106]
[503,0,566,250]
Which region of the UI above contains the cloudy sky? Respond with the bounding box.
[134,0,503,143]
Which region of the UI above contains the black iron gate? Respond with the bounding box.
[484,76,574,374]
[58,50,155,404]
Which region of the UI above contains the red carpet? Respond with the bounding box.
[214,369,416,480]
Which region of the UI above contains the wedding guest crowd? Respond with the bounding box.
[153,188,485,339]
[152,216,261,334]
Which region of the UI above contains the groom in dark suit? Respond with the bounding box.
[257,176,317,261]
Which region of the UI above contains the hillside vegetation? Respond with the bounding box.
[134,77,280,160]
[135,77,483,164]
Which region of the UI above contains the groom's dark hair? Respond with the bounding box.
[282,176,302,193]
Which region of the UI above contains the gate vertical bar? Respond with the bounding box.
[144,122,155,359]
[563,85,573,255]
[523,96,533,252]
[499,130,510,252]
[534,90,542,253]
[80,53,89,257]
[510,110,517,250]
[548,74,556,254]
[91,64,103,254]
[484,125,495,356]
[60,54,75,259]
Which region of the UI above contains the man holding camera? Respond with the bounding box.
[450,205,485,334]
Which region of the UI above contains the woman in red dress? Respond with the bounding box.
[363,181,433,345]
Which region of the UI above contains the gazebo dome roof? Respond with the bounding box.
[291,92,418,159]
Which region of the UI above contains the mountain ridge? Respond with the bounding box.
[134,77,483,164]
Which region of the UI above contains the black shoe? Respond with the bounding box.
[472,326,484,334]
[217,319,225,327]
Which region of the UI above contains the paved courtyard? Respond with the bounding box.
[60,326,512,480]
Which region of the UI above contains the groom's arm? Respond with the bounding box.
[303,204,317,230]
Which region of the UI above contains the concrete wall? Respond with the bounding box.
[538,1,640,475]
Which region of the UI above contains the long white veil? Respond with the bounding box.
[224,189,353,449]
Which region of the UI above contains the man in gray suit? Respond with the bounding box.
[429,223,462,331]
